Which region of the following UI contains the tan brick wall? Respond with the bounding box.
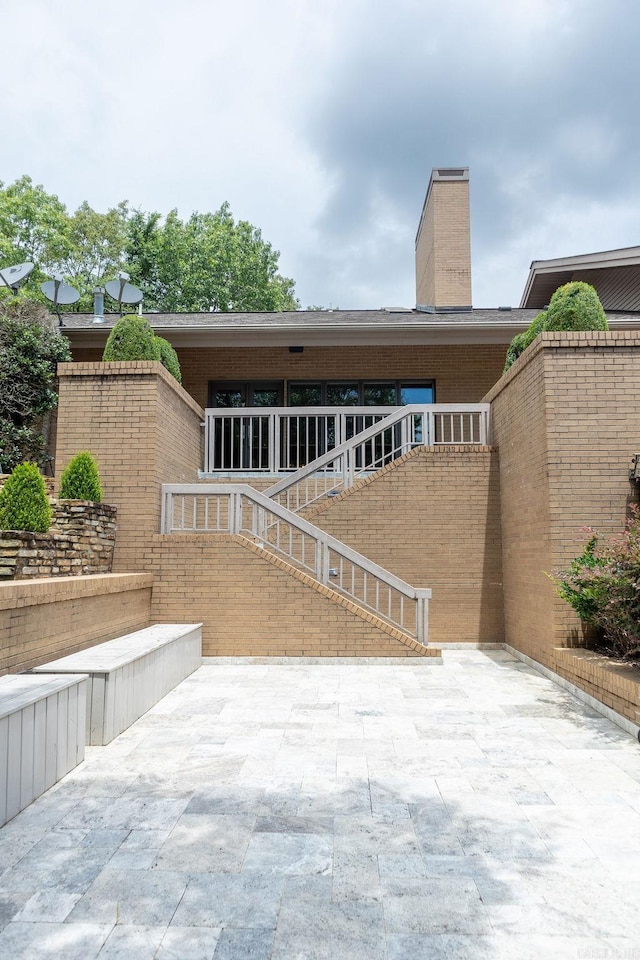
[416,178,472,308]
[0,573,152,675]
[71,344,509,412]
[55,362,204,571]
[303,446,504,645]
[149,535,434,657]
[486,330,640,674]
[555,648,640,726]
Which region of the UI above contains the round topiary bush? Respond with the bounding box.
[155,336,182,383]
[504,282,608,371]
[58,451,102,502]
[545,281,608,332]
[0,462,52,532]
[102,314,161,362]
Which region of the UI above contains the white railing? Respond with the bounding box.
[161,484,432,645]
[203,407,396,474]
[202,403,490,476]
[265,404,490,512]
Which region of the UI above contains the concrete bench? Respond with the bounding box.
[0,672,88,827]
[33,623,202,745]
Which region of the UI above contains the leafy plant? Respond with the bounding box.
[58,451,102,502]
[102,314,161,362]
[504,282,608,371]
[553,511,640,660]
[0,298,71,472]
[0,462,52,532]
[155,336,182,383]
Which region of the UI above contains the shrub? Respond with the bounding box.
[0,462,52,532]
[155,336,182,383]
[102,314,161,362]
[553,511,640,660]
[504,282,608,371]
[545,281,608,332]
[58,451,102,502]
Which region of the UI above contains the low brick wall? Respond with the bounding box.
[555,648,640,727]
[0,572,153,675]
[0,501,116,580]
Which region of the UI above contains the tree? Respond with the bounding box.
[0,298,71,472]
[504,282,608,371]
[0,176,71,299]
[125,202,299,312]
[0,175,299,313]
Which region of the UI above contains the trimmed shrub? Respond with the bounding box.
[553,510,640,660]
[102,314,161,362]
[155,336,182,383]
[504,282,608,371]
[545,281,608,332]
[59,451,102,502]
[0,462,52,532]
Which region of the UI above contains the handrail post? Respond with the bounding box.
[400,414,409,455]
[229,492,243,534]
[416,596,429,646]
[427,410,434,447]
[272,413,279,473]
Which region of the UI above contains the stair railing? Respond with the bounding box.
[265,404,490,513]
[161,483,431,644]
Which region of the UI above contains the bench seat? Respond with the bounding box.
[0,672,88,827]
[33,623,202,745]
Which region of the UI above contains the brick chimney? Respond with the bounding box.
[415,167,472,311]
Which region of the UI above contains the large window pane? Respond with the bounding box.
[252,389,281,407]
[215,390,244,408]
[364,383,397,406]
[289,384,322,406]
[327,384,359,406]
[400,383,434,405]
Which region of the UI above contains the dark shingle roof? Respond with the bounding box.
[61,307,546,330]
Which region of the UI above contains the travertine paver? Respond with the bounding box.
[1,650,640,959]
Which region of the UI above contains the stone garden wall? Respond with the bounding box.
[0,501,116,580]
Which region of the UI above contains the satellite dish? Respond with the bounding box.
[105,271,143,310]
[41,274,80,307]
[0,262,34,292]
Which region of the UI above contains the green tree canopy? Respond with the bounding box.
[125,203,298,312]
[0,176,298,313]
[0,298,71,472]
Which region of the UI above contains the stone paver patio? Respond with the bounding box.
[1,649,640,959]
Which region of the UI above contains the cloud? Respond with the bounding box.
[1,0,639,308]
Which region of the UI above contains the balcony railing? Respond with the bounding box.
[202,404,490,475]
[161,484,431,644]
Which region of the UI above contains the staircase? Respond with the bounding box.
[162,404,490,652]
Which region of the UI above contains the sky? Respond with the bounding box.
[1,0,639,310]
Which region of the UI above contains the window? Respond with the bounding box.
[288,381,434,406]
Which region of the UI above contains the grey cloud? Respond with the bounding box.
[297,0,640,305]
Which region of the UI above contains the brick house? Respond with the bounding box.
[3,168,640,731]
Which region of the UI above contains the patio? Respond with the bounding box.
[1,649,639,959]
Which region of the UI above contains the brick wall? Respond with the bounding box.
[303,445,504,645]
[486,330,640,707]
[55,362,204,571]
[71,344,509,412]
[149,534,434,657]
[0,573,152,674]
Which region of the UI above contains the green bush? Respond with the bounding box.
[545,281,608,332]
[553,511,640,660]
[102,314,161,362]
[504,282,608,371]
[0,462,52,532]
[58,451,102,502]
[155,336,182,383]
